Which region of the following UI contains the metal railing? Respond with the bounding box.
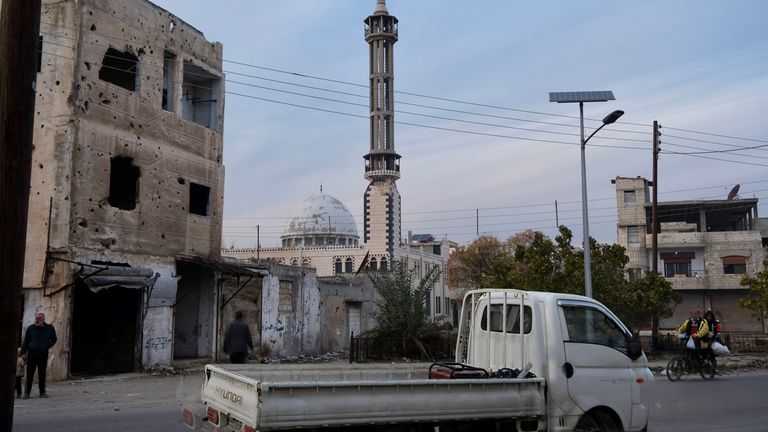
[640,332,768,353]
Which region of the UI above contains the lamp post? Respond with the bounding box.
[549,91,623,298]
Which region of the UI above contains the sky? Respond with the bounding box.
[152,0,768,249]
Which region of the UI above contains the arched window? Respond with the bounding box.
[335,258,342,274]
[302,258,310,267]
[291,258,298,266]
[380,257,388,271]
[345,257,353,273]
[370,257,378,271]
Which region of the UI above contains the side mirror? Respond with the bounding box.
[626,332,643,360]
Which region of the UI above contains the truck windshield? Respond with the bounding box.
[480,304,532,334]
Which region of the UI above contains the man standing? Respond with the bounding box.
[223,311,253,364]
[21,312,57,399]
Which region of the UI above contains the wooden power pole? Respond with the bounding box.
[0,0,41,429]
[651,120,660,350]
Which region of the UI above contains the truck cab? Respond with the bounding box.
[456,289,653,431]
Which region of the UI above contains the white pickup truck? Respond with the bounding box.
[183,289,653,431]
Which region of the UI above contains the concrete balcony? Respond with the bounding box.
[666,274,746,291]
[646,230,762,249]
[364,168,400,180]
[666,275,706,290]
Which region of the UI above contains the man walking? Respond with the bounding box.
[21,312,57,399]
[223,311,253,364]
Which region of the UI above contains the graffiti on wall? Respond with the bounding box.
[145,337,171,351]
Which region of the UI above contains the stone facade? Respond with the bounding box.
[613,176,766,332]
[24,0,225,378]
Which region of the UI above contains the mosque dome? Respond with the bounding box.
[281,194,360,248]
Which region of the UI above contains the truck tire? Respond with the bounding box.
[575,410,620,432]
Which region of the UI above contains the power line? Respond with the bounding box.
[39,19,768,144]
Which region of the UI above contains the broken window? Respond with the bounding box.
[108,156,140,210]
[189,183,210,216]
[162,51,176,111]
[99,48,138,91]
[181,62,220,130]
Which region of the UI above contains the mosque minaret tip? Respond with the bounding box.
[363,0,401,258]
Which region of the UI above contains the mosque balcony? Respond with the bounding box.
[364,167,400,180]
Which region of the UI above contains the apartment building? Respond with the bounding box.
[614,176,766,332]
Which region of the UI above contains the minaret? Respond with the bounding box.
[363,0,401,258]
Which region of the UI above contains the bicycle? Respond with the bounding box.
[666,339,716,381]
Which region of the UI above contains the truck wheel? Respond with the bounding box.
[575,411,620,432]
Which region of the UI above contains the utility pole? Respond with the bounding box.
[651,120,660,350]
[0,0,42,429]
[554,200,559,227]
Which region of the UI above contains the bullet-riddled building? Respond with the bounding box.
[613,176,766,332]
[24,0,228,378]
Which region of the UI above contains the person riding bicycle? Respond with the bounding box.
[702,310,721,374]
[675,310,709,369]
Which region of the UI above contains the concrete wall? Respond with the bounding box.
[317,275,377,352]
[259,265,320,357]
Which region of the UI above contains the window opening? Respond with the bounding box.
[722,256,747,275]
[435,296,441,314]
[369,257,377,271]
[335,258,342,274]
[108,156,140,210]
[99,48,138,91]
[623,190,636,205]
[380,257,388,271]
[344,258,353,273]
[37,36,43,72]
[480,304,532,334]
[627,226,640,245]
[181,61,220,130]
[189,183,210,216]
[162,51,176,111]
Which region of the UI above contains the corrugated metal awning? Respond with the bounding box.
[78,266,160,293]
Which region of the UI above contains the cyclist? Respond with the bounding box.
[702,310,720,374]
[675,310,709,370]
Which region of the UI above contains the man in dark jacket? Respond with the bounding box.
[223,311,253,364]
[21,312,57,399]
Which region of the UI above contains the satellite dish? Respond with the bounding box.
[727,184,740,200]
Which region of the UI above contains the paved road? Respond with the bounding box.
[13,372,203,432]
[648,372,768,432]
[12,370,768,431]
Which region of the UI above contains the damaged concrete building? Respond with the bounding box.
[23,0,229,379]
[613,176,767,332]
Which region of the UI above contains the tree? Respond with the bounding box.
[486,226,638,324]
[738,257,768,333]
[368,261,441,355]
[628,271,681,349]
[446,235,502,295]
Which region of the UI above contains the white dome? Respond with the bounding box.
[281,194,359,247]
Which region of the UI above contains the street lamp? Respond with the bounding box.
[549,91,624,298]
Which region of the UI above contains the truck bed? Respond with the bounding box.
[201,363,546,430]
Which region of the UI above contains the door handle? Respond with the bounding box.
[563,362,574,378]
